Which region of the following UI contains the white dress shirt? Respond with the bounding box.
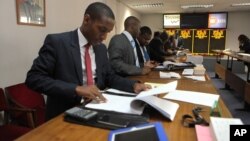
[77,28,96,85]
[123,31,140,67]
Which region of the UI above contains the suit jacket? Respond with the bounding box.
[239,40,250,54]
[148,38,167,63]
[108,33,142,76]
[25,29,137,120]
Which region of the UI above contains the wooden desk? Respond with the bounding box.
[212,50,250,106]
[16,71,231,141]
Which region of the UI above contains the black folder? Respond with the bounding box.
[64,107,149,130]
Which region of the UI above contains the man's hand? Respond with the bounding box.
[144,61,158,68]
[141,67,151,75]
[133,83,152,94]
[75,85,106,103]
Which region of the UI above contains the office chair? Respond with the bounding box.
[4,83,46,128]
[0,88,31,141]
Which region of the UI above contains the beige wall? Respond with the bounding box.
[0,0,139,88]
[141,12,250,51]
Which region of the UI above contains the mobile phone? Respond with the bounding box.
[97,115,129,128]
[65,107,98,121]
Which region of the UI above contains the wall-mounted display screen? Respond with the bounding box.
[180,13,208,29]
[163,14,180,28]
[208,13,227,29]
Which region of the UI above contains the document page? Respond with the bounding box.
[85,94,144,115]
[163,90,219,107]
[210,117,243,141]
[85,81,179,121]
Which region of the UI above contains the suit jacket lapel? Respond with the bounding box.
[70,30,83,85]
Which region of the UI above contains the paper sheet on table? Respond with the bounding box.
[160,71,181,79]
[184,75,206,81]
[163,90,219,107]
[136,81,177,98]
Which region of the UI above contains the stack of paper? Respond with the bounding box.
[160,71,181,79]
[86,81,179,121]
[182,69,194,75]
[193,65,206,75]
[210,117,243,141]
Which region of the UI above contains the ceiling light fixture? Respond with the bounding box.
[181,4,214,9]
[132,3,163,8]
[231,3,250,7]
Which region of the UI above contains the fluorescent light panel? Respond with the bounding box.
[181,4,214,9]
[132,3,163,8]
[231,3,250,7]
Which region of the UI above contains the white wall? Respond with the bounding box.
[115,1,141,34]
[226,12,250,50]
[141,12,250,51]
[0,0,139,88]
[0,0,96,88]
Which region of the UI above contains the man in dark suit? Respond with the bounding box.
[25,2,150,120]
[108,16,151,76]
[238,34,250,54]
[137,26,157,68]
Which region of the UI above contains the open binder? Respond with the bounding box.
[85,81,179,121]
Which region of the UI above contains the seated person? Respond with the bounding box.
[238,34,250,54]
[148,32,175,63]
[136,26,157,68]
[25,2,151,120]
[174,30,184,49]
[164,35,178,55]
[108,16,151,76]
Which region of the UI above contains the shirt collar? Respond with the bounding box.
[123,30,134,42]
[77,28,88,47]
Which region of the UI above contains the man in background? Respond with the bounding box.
[108,16,151,76]
[137,26,157,68]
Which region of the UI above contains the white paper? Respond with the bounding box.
[163,90,219,107]
[155,65,165,69]
[85,94,144,115]
[184,75,206,81]
[136,81,177,98]
[132,96,179,121]
[85,81,179,121]
[210,117,243,141]
[182,69,194,75]
[160,71,181,79]
[163,61,187,66]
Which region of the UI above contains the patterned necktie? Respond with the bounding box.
[84,43,94,85]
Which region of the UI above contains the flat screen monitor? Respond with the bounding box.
[163,14,180,28]
[180,13,208,29]
[208,13,227,29]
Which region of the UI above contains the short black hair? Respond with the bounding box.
[154,31,161,38]
[140,26,152,35]
[124,16,140,29]
[238,34,249,42]
[85,2,115,20]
